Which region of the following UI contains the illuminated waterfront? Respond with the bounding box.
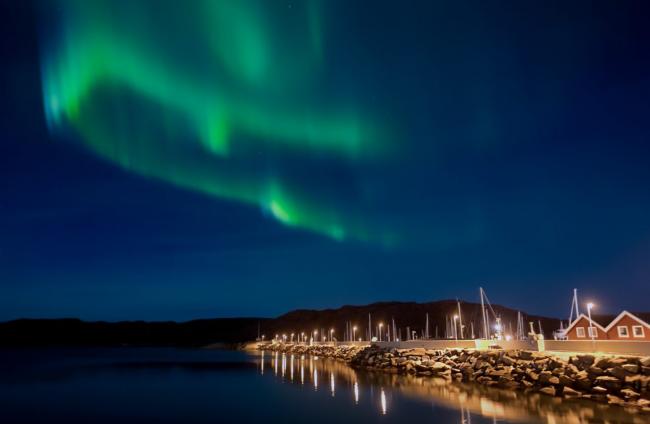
[259,350,648,423]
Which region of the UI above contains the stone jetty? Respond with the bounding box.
[258,343,650,412]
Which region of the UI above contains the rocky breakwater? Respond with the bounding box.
[261,343,366,361]
[260,343,650,412]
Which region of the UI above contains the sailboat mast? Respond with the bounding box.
[368,314,372,341]
[480,287,488,339]
[425,313,430,339]
[457,299,464,339]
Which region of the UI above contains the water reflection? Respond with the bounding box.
[290,354,294,381]
[300,355,305,385]
[257,351,647,423]
[273,351,278,377]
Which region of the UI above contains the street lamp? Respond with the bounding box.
[453,315,459,341]
[330,328,335,342]
[290,333,294,343]
[313,330,318,343]
[352,326,357,342]
[301,332,305,343]
[378,323,384,342]
[587,302,596,350]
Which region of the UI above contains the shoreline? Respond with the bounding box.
[258,342,650,413]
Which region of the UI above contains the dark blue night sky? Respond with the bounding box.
[1,1,649,321]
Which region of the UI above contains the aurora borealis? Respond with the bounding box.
[39,0,394,242]
[2,1,650,320]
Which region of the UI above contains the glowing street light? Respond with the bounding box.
[330,328,334,342]
[290,333,295,343]
[378,323,384,342]
[301,332,305,343]
[353,326,357,342]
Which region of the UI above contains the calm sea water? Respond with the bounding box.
[0,348,645,423]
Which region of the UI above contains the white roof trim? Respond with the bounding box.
[604,310,650,331]
[564,313,607,334]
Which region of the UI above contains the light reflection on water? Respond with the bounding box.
[380,388,387,415]
[353,381,359,404]
[259,351,648,424]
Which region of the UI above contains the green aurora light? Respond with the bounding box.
[40,0,394,243]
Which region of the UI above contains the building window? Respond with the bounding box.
[588,326,598,338]
[617,326,629,338]
[576,327,585,338]
[633,326,645,338]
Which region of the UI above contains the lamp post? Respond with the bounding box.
[587,302,595,351]
[290,333,294,343]
[453,315,459,342]
[353,326,357,343]
[313,330,318,344]
[378,323,384,342]
[330,328,334,342]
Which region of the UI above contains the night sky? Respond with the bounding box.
[1,1,649,321]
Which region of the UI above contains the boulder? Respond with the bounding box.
[431,362,449,372]
[539,386,556,396]
[607,366,626,380]
[595,375,622,390]
[609,357,628,366]
[607,395,625,406]
[587,366,603,377]
[515,350,530,360]
[488,369,510,377]
[622,363,639,374]
[501,356,515,366]
[595,358,611,369]
[576,354,595,367]
[591,386,608,394]
[562,387,582,397]
[620,388,640,399]
[559,375,575,386]
[538,371,554,384]
[477,376,492,384]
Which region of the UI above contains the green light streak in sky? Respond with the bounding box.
[41,0,393,243]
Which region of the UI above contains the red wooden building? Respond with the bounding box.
[564,311,650,341]
[564,313,608,340]
[604,311,650,341]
